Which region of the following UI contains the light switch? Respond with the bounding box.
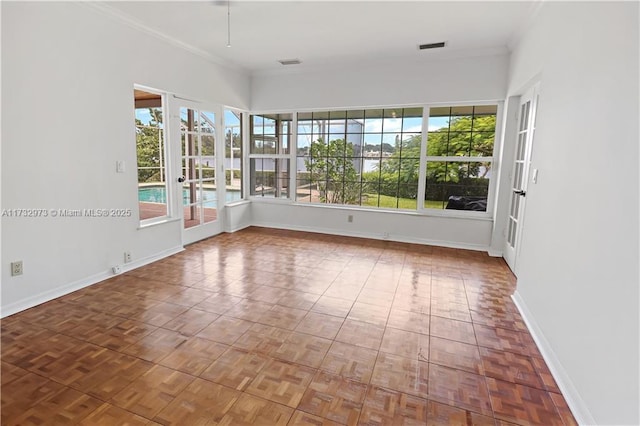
[116,160,125,173]
[532,168,539,184]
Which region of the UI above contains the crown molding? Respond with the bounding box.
[78,1,248,75]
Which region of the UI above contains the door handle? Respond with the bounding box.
[177,176,186,183]
[514,190,526,197]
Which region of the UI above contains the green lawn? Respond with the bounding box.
[362,194,445,210]
[424,200,445,209]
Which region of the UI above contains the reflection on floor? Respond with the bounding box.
[1,227,576,425]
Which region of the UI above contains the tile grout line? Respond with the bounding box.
[463,275,498,421]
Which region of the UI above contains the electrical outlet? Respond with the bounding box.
[11,261,23,276]
[124,252,132,263]
[347,215,353,223]
[383,232,390,240]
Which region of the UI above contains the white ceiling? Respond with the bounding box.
[100,1,539,75]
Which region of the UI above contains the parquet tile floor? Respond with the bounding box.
[1,227,576,425]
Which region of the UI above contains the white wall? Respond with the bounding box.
[252,53,508,111]
[250,53,508,250]
[506,2,639,424]
[252,202,493,251]
[1,2,250,315]
[225,201,253,233]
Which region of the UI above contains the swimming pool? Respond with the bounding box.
[139,186,241,205]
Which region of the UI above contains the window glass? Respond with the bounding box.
[249,113,292,198]
[296,108,423,210]
[135,89,168,222]
[225,110,243,202]
[425,105,497,211]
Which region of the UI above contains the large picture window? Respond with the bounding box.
[296,108,423,209]
[251,104,498,215]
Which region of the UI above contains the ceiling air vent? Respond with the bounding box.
[419,42,446,50]
[278,59,302,66]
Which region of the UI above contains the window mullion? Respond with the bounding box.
[242,112,250,200]
[416,106,429,213]
[485,101,504,215]
[425,156,493,163]
[290,112,297,201]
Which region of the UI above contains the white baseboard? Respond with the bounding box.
[487,249,503,257]
[512,291,596,425]
[116,245,185,275]
[1,245,184,318]
[251,222,490,253]
[225,222,252,234]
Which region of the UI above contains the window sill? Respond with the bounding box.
[225,200,251,208]
[138,216,181,230]
[246,197,493,221]
[249,196,292,204]
[288,201,493,221]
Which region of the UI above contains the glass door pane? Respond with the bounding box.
[507,101,530,249]
[181,107,217,229]
[504,84,539,274]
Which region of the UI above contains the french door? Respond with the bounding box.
[504,85,539,273]
[170,98,225,245]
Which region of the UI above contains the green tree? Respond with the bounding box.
[225,129,241,157]
[136,108,164,183]
[425,115,495,183]
[305,138,360,204]
[363,142,395,153]
[378,135,422,198]
[368,115,496,200]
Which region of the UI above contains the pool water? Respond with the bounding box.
[139,186,241,205]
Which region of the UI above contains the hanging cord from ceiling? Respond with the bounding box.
[227,0,231,47]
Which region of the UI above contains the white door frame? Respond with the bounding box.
[504,84,539,273]
[169,96,226,245]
